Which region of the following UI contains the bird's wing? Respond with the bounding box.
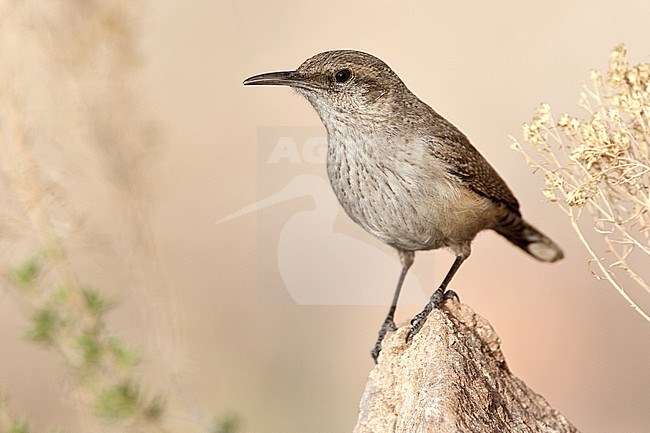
[425,118,521,215]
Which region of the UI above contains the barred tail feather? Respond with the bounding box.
[494,212,564,263]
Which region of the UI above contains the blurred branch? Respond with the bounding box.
[0,2,193,432]
[355,301,578,433]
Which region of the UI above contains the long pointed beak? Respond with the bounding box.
[243,70,316,90]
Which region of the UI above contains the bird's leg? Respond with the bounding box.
[406,254,466,343]
[370,265,408,362]
[371,251,413,363]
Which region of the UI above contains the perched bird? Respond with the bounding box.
[244,50,563,362]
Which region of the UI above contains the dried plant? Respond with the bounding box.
[0,2,237,432]
[512,44,650,322]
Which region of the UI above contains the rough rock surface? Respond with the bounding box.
[354,300,579,433]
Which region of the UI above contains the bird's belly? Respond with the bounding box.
[328,161,494,252]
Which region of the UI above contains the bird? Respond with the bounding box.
[243,50,563,362]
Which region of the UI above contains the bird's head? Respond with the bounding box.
[244,50,411,123]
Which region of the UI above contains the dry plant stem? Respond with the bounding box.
[603,236,649,294]
[514,44,650,324]
[4,95,86,311]
[521,149,650,321]
[2,95,93,376]
[570,216,650,322]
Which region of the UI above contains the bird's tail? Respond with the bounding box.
[493,212,564,263]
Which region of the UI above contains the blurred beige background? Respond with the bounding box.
[1,1,650,432]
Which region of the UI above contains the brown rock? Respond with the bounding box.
[354,300,579,433]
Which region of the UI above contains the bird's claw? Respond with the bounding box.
[371,318,397,363]
[405,308,430,343]
[444,289,459,302]
[370,342,382,363]
[405,287,448,343]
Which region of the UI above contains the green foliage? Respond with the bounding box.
[27,308,58,343]
[10,258,40,289]
[96,381,140,419]
[213,414,241,433]
[77,332,102,365]
[108,338,140,368]
[53,285,70,302]
[7,420,31,433]
[82,288,112,318]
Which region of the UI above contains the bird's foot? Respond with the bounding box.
[370,317,397,363]
[405,287,448,343]
[443,289,459,302]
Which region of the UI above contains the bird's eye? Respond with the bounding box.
[334,68,352,83]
